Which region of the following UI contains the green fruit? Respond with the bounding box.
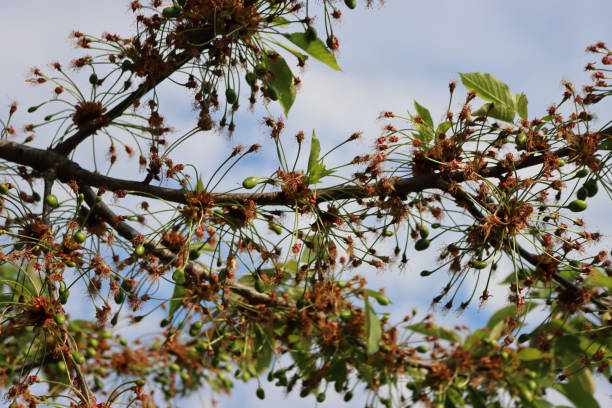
[65,260,76,267]
[245,72,257,86]
[57,360,67,372]
[136,379,146,386]
[120,338,128,346]
[71,350,86,365]
[316,392,326,403]
[134,244,145,256]
[419,225,429,239]
[88,338,99,348]
[414,238,430,251]
[557,158,566,167]
[225,88,238,104]
[576,168,589,178]
[169,363,180,372]
[242,176,260,189]
[189,248,201,260]
[45,194,59,207]
[160,317,170,327]
[420,270,433,276]
[515,133,527,147]
[569,260,581,269]
[255,276,265,293]
[86,347,96,357]
[189,321,202,336]
[0,184,9,195]
[518,333,530,343]
[472,260,487,270]
[270,223,283,235]
[114,292,125,304]
[180,372,190,381]
[173,268,186,284]
[59,286,69,304]
[383,229,394,237]
[74,231,87,244]
[344,390,353,402]
[416,345,428,353]
[256,386,265,400]
[576,187,588,200]
[345,0,357,10]
[266,86,278,101]
[162,6,181,18]
[100,330,112,339]
[584,179,598,197]
[54,313,66,325]
[89,73,98,85]
[568,199,587,212]
[305,26,317,42]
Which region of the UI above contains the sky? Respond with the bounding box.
[1,0,612,407]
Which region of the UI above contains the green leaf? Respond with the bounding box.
[459,72,516,109]
[414,100,434,128]
[405,322,461,343]
[472,102,516,123]
[363,289,392,306]
[283,33,341,71]
[556,376,600,408]
[254,325,275,374]
[436,121,451,134]
[487,302,537,330]
[262,52,296,116]
[516,93,528,119]
[267,37,309,62]
[574,368,595,395]
[517,347,543,361]
[307,130,320,173]
[585,267,612,288]
[364,297,382,355]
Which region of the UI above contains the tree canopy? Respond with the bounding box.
[0,1,611,407]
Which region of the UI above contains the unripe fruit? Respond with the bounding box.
[419,225,429,239]
[266,86,278,101]
[74,231,87,244]
[584,179,598,197]
[189,321,202,336]
[383,229,394,237]
[344,390,353,402]
[66,260,76,267]
[189,248,201,260]
[54,313,66,325]
[568,199,587,212]
[255,276,265,293]
[134,244,145,256]
[45,194,59,207]
[160,317,170,327]
[576,187,588,200]
[420,270,433,276]
[416,345,428,353]
[71,350,86,365]
[225,88,237,105]
[57,360,67,372]
[345,0,357,10]
[256,386,265,400]
[89,73,98,85]
[136,379,146,386]
[100,330,112,339]
[242,176,260,189]
[173,268,186,285]
[162,6,181,18]
[472,260,487,270]
[414,238,430,251]
[518,333,530,343]
[169,363,180,372]
[305,26,317,42]
[515,132,527,147]
[86,347,96,357]
[270,223,283,235]
[245,72,257,86]
[316,392,326,403]
[557,158,566,167]
[180,372,190,381]
[576,168,589,178]
[0,184,9,195]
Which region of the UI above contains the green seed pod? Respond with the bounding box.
[245,72,257,86]
[54,313,66,325]
[162,6,181,18]
[575,168,589,178]
[270,223,283,235]
[383,229,394,237]
[416,345,428,353]
[134,244,145,256]
[225,88,238,104]
[345,0,357,9]
[584,179,598,197]
[256,386,265,400]
[305,26,317,42]
[420,270,433,277]
[344,390,354,402]
[74,231,87,244]
[27,105,39,113]
[242,176,260,189]
[45,194,59,207]
[576,187,588,200]
[0,184,9,195]
[419,225,429,239]
[266,86,278,101]
[431,222,441,229]
[414,238,430,251]
[472,260,487,270]
[71,350,86,365]
[568,199,587,212]
[173,268,186,284]
[515,132,527,147]
[255,276,265,293]
[65,260,76,267]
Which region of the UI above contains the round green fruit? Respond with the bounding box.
[134,244,145,256]
[515,133,527,147]
[242,176,260,189]
[256,386,265,400]
[584,179,598,197]
[0,184,9,195]
[414,238,430,251]
[74,231,87,244]
[567,199,587,212]
[169,363,180,372]
[575,168,589,178]
[255,276,265,293]
[576,187,588,200]
[416,345,428,353]
[162,6,181,18]
[54,313,66,325]
[344,390,354,402]
[472,260,488,270]
[225,88,238,105]
[89,73,98,85]
[345,0,357,10]
[419,225,429,239]
[71,350,86,365]
[245,72,257,86]
[316,392,326,403]
[45,194,59,207]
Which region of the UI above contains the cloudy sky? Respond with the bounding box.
[2,0,612,407]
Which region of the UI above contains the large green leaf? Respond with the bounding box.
[414,100,434,128]
[516,92,528,119]
[517,347,543,361]
[405,322,461,343]
[307,130,320,173]
[364,297,382,355]
[282,33,341,71]
[262,52,296,116]
[459,72,516,108]
[169,283,186,316]
[556,376,600,408]
[472,102,516,123]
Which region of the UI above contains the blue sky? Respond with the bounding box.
[2,1,612,406]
